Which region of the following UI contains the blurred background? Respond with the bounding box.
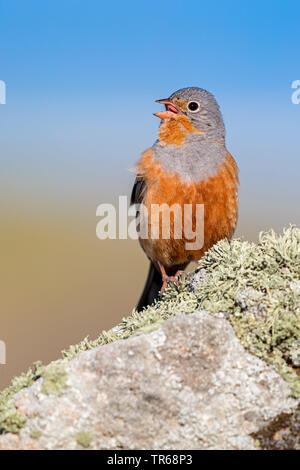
[1,0,300,389]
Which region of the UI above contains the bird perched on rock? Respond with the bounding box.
[131,87,239,311]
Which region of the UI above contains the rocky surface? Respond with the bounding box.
[0,311,298,450]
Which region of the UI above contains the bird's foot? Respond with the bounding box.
[160,270,186,297]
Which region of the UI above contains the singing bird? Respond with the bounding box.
[131,87,239,311]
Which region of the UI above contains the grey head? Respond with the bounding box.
[152,87,227,182]
[168,87,225,141]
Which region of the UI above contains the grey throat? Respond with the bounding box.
[152,133,227,183]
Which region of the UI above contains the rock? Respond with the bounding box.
[235,288,267,321]
[0,312,298,450]
[252,402,300,450]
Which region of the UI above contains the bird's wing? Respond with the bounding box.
[130,176,146,206]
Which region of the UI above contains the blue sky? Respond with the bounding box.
[1,0,300,236]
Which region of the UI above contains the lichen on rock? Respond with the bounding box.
[190,226,300,396]
[0,226,299,444]
[0,361,45,434]
[76,432,92,448]
[30,428,42,440]
[41,364,68,396]
[0,312,298,450]
[62,226,300,396]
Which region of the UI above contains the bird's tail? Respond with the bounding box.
[136,262,161,312]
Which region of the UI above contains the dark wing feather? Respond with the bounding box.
[130,176,146,206]
[130,176,147,258]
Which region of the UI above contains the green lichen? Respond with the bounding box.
[0,361,67,434]
[0,407,26,435]
[41,364,68,396]
[76,431,92,448]
[1,226,300,436]
[30,428,42,439]
[0,361,45,434]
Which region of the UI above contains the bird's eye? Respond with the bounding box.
[187,101,200,112]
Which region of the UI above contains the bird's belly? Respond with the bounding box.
[138,151,239,268]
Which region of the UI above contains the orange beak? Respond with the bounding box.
[154,99,181,120]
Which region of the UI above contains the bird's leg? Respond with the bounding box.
[157,261,186,297]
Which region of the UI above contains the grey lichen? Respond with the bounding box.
[191,226,300,396]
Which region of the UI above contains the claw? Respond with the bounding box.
[157,262,186,297]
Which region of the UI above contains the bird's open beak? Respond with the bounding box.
[154,99,181,119]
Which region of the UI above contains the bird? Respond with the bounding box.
[131,87,239,311]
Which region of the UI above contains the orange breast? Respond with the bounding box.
[136,148,239,268]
